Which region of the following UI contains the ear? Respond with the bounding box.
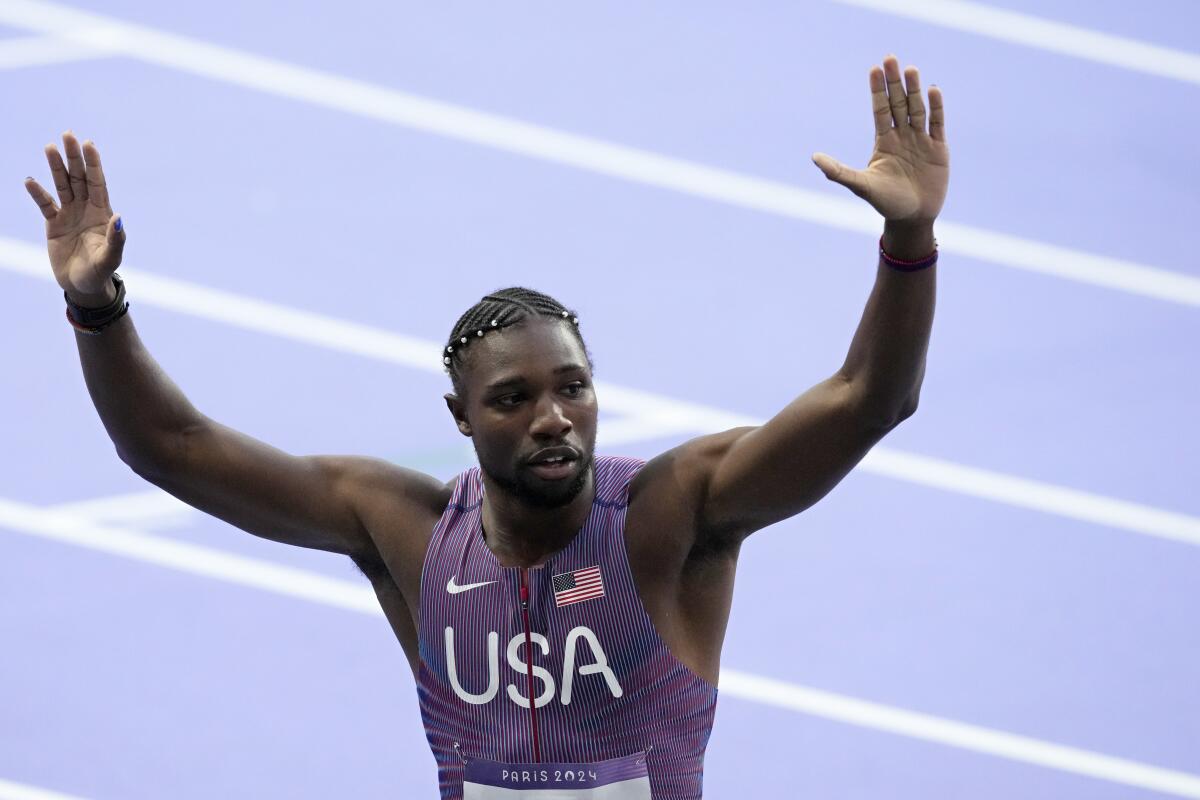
[444,393,472,437]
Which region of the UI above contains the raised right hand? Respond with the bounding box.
[25,131,126,305]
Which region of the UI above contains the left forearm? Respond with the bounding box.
[838,221,937,424]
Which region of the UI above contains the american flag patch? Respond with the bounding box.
[552,565,605,607]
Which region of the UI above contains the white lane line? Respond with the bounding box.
[0,777,91,800]
[48,488,194,529]
[596,400,1200,549]
[0,497,379,615]
[596,413,699,447]
[832,0,1200,87]
[0,33,113,69]
[935,220,1200,307]
[3,497,1198,798]
[41,412,683,534]
[721,669,1200,799]
[1,2,1198,307]
[0,235,706,431]
[4,237,1199,548]
[863,448,1200,548]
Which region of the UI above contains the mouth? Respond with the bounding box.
[526,448,580,481]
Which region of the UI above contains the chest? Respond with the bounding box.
[422,527,648,703]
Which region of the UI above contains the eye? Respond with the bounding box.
[494,393,524,407]
[563,381,588,397]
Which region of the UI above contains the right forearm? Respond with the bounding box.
[74,311,205,470]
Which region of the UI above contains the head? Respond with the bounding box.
[443,288,597,509]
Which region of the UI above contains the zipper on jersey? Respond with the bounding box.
[519,567,542,763]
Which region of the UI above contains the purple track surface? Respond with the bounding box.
[2,2,1198,798]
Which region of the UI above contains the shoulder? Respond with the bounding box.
[332,457,455,554]
[625,426,756,563]
[331,456,455,514]
[628,427,754,516]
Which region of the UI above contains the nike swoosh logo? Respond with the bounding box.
[446,576,498,595]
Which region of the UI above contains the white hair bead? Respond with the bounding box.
[572,317,579,324]
[460,337,467,344]
[491,319,498,326]
[561,310,569,317]
[443,356,451,365]
[476,330,483,336]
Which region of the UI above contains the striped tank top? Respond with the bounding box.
[417,455,719,799]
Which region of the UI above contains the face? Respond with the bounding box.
[446,317,598,509]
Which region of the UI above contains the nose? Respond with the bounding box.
[529,394,572,440]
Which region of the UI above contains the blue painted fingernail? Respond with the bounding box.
[115,217,123,232]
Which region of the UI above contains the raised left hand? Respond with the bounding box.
[813,55,949,225]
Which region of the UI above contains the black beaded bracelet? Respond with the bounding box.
[65,273,129,334]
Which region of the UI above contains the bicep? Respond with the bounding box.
[132,416,382,557]
[702,375,894,538]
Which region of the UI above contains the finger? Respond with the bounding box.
[62,130,88,203]
[869,66,890,136]
[97,214,126,272]
[82,140,110,209]
[928,85,946,142]
[883,55,908,128]
[904,65,926,132]
[812,153,870,201]
[24,177,59,220]
[44,143,73,205]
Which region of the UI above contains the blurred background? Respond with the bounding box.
[2,1,1198,797]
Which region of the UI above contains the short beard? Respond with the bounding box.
[482,453,594,510]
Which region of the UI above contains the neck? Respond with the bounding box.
[479,468,595,568]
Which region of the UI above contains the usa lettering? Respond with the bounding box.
[444,625,623,706]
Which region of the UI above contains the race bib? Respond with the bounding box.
[462,750,652,799]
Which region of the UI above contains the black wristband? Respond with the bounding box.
[66,273,126,323]
[65,273,129,331]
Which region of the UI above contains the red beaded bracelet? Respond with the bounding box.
[879,235,938,272]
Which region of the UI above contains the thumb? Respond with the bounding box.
[98,213,126,271]
[812,153,870,200]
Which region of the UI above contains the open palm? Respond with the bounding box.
[25,132,125,297]
[814,55,949,225]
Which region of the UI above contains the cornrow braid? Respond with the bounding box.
[443,287,590,393]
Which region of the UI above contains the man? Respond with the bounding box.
[25,54,947,799]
